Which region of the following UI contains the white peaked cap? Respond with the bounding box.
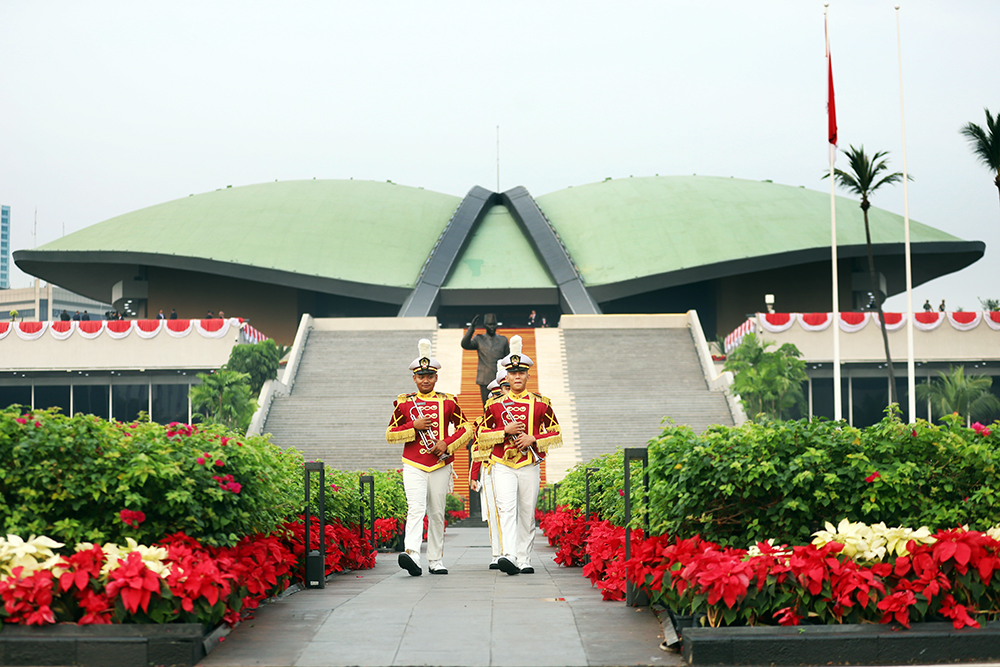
[408,338,442,373]
[501,334,533,370]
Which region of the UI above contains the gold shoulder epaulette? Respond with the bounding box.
[396,392,413,403]
[438,392,456,401]
[532,392,551,406]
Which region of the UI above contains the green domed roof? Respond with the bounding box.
[536,175,964,297]
[37,179,461,292]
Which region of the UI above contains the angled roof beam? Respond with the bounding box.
[500,186,601,314]
[398,186,498,317]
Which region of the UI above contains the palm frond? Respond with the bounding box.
[960,108,1000,173]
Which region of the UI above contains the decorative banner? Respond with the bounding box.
[50,321,74,340]
[798,313,832,332]
[0,317,267,342]
[134,320,163,339]
[105,320,133,339]
[839,312,869,333]
[241,322,268,344]
[15,321,47,340]
[78,321,104,339]
[758,312,795,333]
[873,312,906,332]
[947,311,982,331]
[194,318,231,339]
[165,319,193,338]
[986,311,1000,331]
[914,311,943,332]
[724,318,756,354]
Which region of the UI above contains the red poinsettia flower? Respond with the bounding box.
[877,590,917,627]
[864,471,881,483]
[939,594,980,629]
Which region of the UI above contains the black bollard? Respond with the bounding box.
[304,461,326,589]
[623,448,649,607]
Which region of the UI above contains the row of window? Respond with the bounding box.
[0,384,190,425]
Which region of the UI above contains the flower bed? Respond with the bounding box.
[538,507,1000,630]
[0,515,374,628]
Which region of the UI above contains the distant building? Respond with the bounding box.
[1,205,9,289]
[0,280,111,322]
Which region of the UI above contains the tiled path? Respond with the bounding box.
[200,526,677,667]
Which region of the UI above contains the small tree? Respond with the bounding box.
[978,297,999,312]
[227,339,281,396]
[190,369,257,432]
[915,366,1000,426]
[723,332,808,421]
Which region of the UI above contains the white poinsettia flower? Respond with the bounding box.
[0,535,66,576]
[101,538,171,578]
[986,524,1000,541]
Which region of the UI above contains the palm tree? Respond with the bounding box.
[960,108,1000,208]
[190,369,257,432]
[915,366,1000,426]
[824,145,907,405]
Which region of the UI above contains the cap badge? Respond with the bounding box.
[510,354,520,367]
[419,357,430,369]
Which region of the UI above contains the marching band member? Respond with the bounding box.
[386,338,471,576]
[471,362,509,569]
[476,335,562,575]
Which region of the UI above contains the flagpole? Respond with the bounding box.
[826,4,842,421]
[896,5,916,423]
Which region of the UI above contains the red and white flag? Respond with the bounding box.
[826,15,838,148]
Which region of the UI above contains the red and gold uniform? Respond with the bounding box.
[476,391,562,467]
[386,391,471,471]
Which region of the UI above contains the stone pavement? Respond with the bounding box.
[200,526,680,667]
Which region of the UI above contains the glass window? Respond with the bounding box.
[852,377,889,428]
[0,386,31,411]
[112,384,149,423]
[34,385,70,415]
[73,385,109,419]
[810,377,849,421]
[152,384,189,425]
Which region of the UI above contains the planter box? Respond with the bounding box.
[682,621,1000,666]
[0,623,205,667]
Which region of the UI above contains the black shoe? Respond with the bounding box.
[518,566,534,574]
[489,562,500,570]
[497,557,519,575]
[429,566,448,575]
[398,552,422,576]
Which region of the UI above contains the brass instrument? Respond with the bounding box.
[499,399,539,464]
[410,399,448,461]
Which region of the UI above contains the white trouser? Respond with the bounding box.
[403,464,451,562]
[481,465,501,558]
[491,462,540,567]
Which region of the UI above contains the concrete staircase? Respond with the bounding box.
[562,320,735,465]
[263,320,437,470]
[261,314,739,477]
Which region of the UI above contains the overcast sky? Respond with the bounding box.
[2,1,998,314]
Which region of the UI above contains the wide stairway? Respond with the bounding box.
[262,315,737,477]
[263,324,436,471]
[562,325,734,465]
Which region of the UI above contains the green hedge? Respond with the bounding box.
[0,407,410,547]
[547,412,1000,547]
[649,412,1000,546]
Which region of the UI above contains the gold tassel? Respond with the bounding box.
[536,431,563,453]
[386,427,415,444]
[448,428,473,454]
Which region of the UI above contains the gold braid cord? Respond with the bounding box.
[385,403,415,444]
[536,410,562,452]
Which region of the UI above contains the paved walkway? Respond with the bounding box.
[201,526,680,667]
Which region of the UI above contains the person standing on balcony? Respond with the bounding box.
[386,338,472,576]
[476,335,562,575]
[461,313,509,405]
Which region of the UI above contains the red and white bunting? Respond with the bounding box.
[873,312,906,332]
[15,321,48,340]
[798,313,832,332]
[1,317,253,342]
[134,320,163,339]
[78,321,104,339]
[947,311,982,331]
[724,318,756,354]
[913,312,943,332]
[105,320,134,339]
[757,312,795,333]
[986,312,1000,331]
[49,321,74,340]
[241,322,268,344]
[839,312,869,333]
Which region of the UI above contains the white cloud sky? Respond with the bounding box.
[2,0,998,313]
